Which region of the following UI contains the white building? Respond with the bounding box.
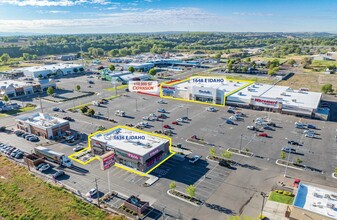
[20,63,83,78]
[0,79,56,98]
[226,83,322,118]
[101,70,151,82]
[126,63,155,72]
[16,113,70,139]
[90,127,170,172]
[162,78,250,105]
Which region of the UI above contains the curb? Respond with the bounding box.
[275,160,304,171]
[185,139,207,146]
[332,173,337,180]
[227,148,253,158]
[166,190,201,207]
[206,155,219,163]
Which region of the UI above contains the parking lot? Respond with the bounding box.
[1,85,337,219]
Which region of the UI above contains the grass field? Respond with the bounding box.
[268,191,294,205]
[0,156,123,220]
[104,85,128,92]
[0,106,36,118]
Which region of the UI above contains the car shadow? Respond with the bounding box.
[123,116,135,119]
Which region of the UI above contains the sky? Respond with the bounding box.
[0,0,337,34]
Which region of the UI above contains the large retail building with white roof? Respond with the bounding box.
[90,127,170,172]
[226,83,322,118]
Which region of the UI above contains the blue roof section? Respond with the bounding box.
[293,183,308,208]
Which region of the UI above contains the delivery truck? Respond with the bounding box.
[34,146,72,168]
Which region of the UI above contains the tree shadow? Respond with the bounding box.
[204,203,236,215]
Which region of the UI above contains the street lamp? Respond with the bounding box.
[260,192,267,219]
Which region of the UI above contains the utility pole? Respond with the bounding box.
[94,178,100,207]
[260,192,267,218]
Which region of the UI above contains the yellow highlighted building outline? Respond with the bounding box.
[69,125,175,176]
[160,75,254,107]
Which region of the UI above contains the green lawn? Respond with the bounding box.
[0,156,122,220]
[68,102,92,111]
[268,191,294,205]
[311,60,337,67]
[0,106,36,118]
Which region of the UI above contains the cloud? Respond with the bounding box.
[0,7,233,33]
[37,10,69,13]
[121,7,139,11]
[233,12,274,17]
[0,0,114,7]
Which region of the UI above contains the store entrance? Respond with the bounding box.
[195,96,213,103]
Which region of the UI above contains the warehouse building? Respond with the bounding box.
[226,83,322,118]
[90,127,170,172]
[16,113,70,139]
[101,70,151,83]
[0,79,56,98]
[20,63,83,78]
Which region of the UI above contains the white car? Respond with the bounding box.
[207,107,217,112]
[189,155,201,164]
[305,133,315,138]
[149,113,157,118]
[38,163,50,172]
[86,188,98,198]
[303,130,315,134]
[142,116,151,121]
[229,115,238,121]
[247,125,256,130]
[73,144,84,152]
[176,118,184,122]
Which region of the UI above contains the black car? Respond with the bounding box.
[219,160,232,168]
[227,109,235,114]
[52,171,65,179]
[15,152,24,159]
[288,140,301,146]
[267,122,276,127]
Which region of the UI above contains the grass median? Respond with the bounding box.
[269,191,294,205]
[104,85,128,92]
[0,106,36,118]
[0,156,122,220]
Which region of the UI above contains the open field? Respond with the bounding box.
[278,72,337,92]
[0,156,120,220]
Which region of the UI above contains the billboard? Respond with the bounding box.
[101,151,115,170]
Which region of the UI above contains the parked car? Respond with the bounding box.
[15,152,24,159]
[257,133,268,137]
[142,116,151,121]
[267,122,276,127]
[73,144,84,152]
[163,125,171,129]
[306,124,316,129]
[227,109,235,114]
[263,125,274,131]
[176,118,184,122]
[86,188,98,198]
[207,107,217,112]
[288,140,301,146]
[303,130,315,135]
[36,163,46,170]
[52,170,65,179]
[181,116,190,121]
[88,80,94,84]
[149,113,157,118]
[157,108,166,113]
[172,121,179,125]
[281,147,297,154]
[225,119,235,125]
[157,99,166,104]
[158,114,168,119]
[28,137,39,142]
[219,160,232,168]
[63,116,74,121]
[52,107,60,112]
[305,133,315,138]
[15,130,24,136]
[189,155,201,164]
[247,125,256,130]
[235,112,245,117]
[39,163,51,172]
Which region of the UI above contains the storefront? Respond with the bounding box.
[250,97,282,112]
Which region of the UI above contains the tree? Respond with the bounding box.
[227,63,233,72]
[128,66,135,73]
[79,67,84,72]
[242,66,248,73]
[169,181,176,191]
[75,85,81,92]
[244,57,251,63]
[295,158,303,164]
[87,108,95,116]
[280,151,286,160]
[214,52,222,59]
[0,53,10,64]
[109,64,115,71]
[2,94,9,102]
[209,147,216,157]
[302,57,312,68]
[149,68,157,76]
[287,59,296,66]
[222,151,232,159]
[47,87,54,96]
[186,185,196,199]
[80,106,88,114]
[268,67,279,76]
[321,84,334,94]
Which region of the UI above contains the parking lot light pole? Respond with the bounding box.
[260,192,267,218]
[240,134,243,152]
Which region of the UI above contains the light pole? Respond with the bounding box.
[284,146,291,177]
[260,192,267,218]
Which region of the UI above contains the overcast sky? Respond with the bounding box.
[0,0,337,34]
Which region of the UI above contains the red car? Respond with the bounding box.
[257,133,268,137]
[172,121,179,125]
[163,125,171,129]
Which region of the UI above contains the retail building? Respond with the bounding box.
[90,127,170,172]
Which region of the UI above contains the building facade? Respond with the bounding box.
[16,113,70,139]
[90,127,170,172]
[20,63,83,78]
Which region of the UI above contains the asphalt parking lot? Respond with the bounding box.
[1,86,337,219]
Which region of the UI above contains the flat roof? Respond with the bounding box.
[175,79,249,95]
[293,184,337,219]
[91,127,169,157]
[20,63,82,72]
[227,83,321,109]
[17,113,69,129]
[0,80,38,89]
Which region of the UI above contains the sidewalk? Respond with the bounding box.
[263,200,289,220]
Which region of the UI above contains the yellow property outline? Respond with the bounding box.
[69,125,175,176]
[159,75,254,107]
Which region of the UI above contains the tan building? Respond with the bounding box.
[16,113,70,139]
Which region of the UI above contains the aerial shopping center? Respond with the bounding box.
[160,76,327,120]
